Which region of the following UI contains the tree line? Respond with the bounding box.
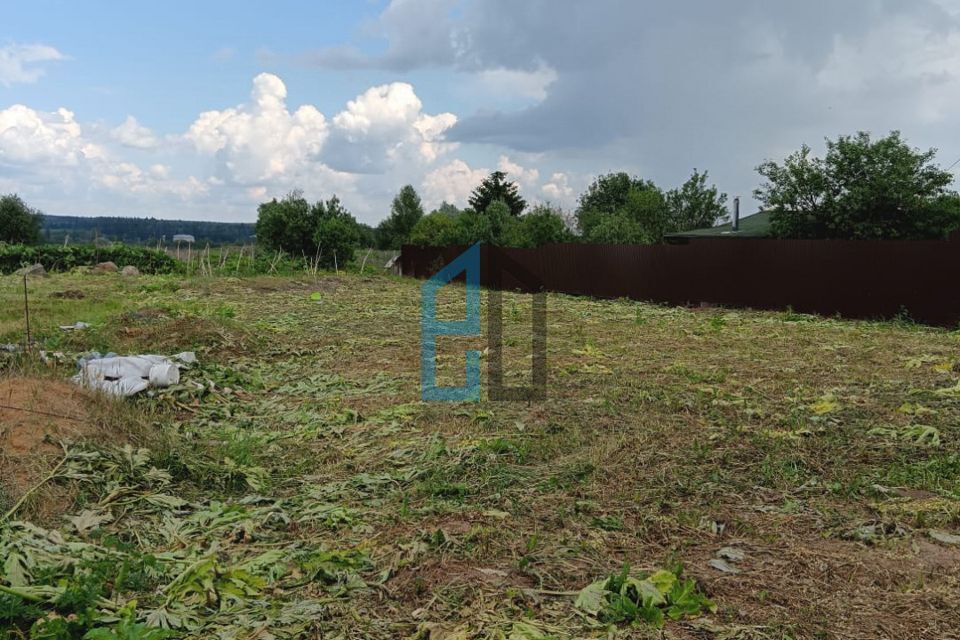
[4,131,959,255]
[254,130,960,259]
[0,202,257,246]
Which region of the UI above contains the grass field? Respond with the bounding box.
[1,270,959,639]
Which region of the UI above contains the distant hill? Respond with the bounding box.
[42,215,256,246]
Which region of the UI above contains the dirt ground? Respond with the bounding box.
[0,378,93,520]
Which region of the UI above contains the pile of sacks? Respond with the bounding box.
[73,352,196,397]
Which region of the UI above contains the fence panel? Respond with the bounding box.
[399,235,960,326]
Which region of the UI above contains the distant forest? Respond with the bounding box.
[41,215,256,246]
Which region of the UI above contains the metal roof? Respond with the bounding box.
[665,210,772,240]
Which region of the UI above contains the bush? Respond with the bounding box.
[0,244,178,274]
[256,191,362,268]
[584,212,649,244]
[314,215,359,268]
[408,202,574,248]
[577,171,727,244]
[254,191,317,257]
[756,131,960,239]
[408,211,464,247]
[0,194,43,245]
[503,205,574,247]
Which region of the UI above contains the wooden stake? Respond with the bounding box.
[22,274,31,353]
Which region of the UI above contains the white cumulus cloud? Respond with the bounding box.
[421,158,489,209]
[111,116,160,149]
[326,82,457,172]
[0,71,570,222]
[0,103,206,207]
[0,104,102,166]
[186,73,329,183]
[0,43,65,86]
[541,172,574,202]
[96,162,208,198]
[497,155,539,186]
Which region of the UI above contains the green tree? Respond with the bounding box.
[431,201,463,218]
[355,222,377,248]
[255,191,360,267]
[0,194,43,245]
[755,131,960,239]
[576,173,663,239]
[483,200,511,243]
[585,212,648,245]
[408,211,463,246]
[452,209,495,244]
[577,174,676,244]
[312,195,360,268]
[666,169,728,232]
[505,205,574,247]
[377,185,425,249]
[254,190,317,256]
[577,172,637,211]
[469,171,527,216]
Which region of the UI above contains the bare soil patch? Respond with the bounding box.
[0,377,95,519]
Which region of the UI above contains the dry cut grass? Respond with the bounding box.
[0,270,959,638]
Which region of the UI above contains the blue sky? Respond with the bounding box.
[4,2,481,127]
[3,0,960,224]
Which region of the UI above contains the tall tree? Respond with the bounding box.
[0,194,43,245]
[666,169,728,232]
[576,173,671,243]
[756,131,960,239]
[377,185,425,249]
[431,201,463,218]
[469,171,527,216]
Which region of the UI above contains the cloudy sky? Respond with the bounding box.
[3,0,960,225]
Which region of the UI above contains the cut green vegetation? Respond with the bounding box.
[1,269,959,639]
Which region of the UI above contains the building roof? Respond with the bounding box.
[665,210,772,241]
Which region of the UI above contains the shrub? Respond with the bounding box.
[255,191,362,267]
[408,211,464,247]
[314,215,359,268]
[0,244,178,274]
[503,205,574,247]
[254,191,317,257]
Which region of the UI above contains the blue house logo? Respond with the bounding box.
[420,243,482,402]
[420,243,546,402]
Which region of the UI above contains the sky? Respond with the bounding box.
[3,0,960,226]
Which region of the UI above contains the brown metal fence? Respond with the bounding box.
[400,234,960,326]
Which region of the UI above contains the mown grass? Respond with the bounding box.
[1,269,959,638]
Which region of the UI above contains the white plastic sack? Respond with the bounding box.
[73,353,188,397]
